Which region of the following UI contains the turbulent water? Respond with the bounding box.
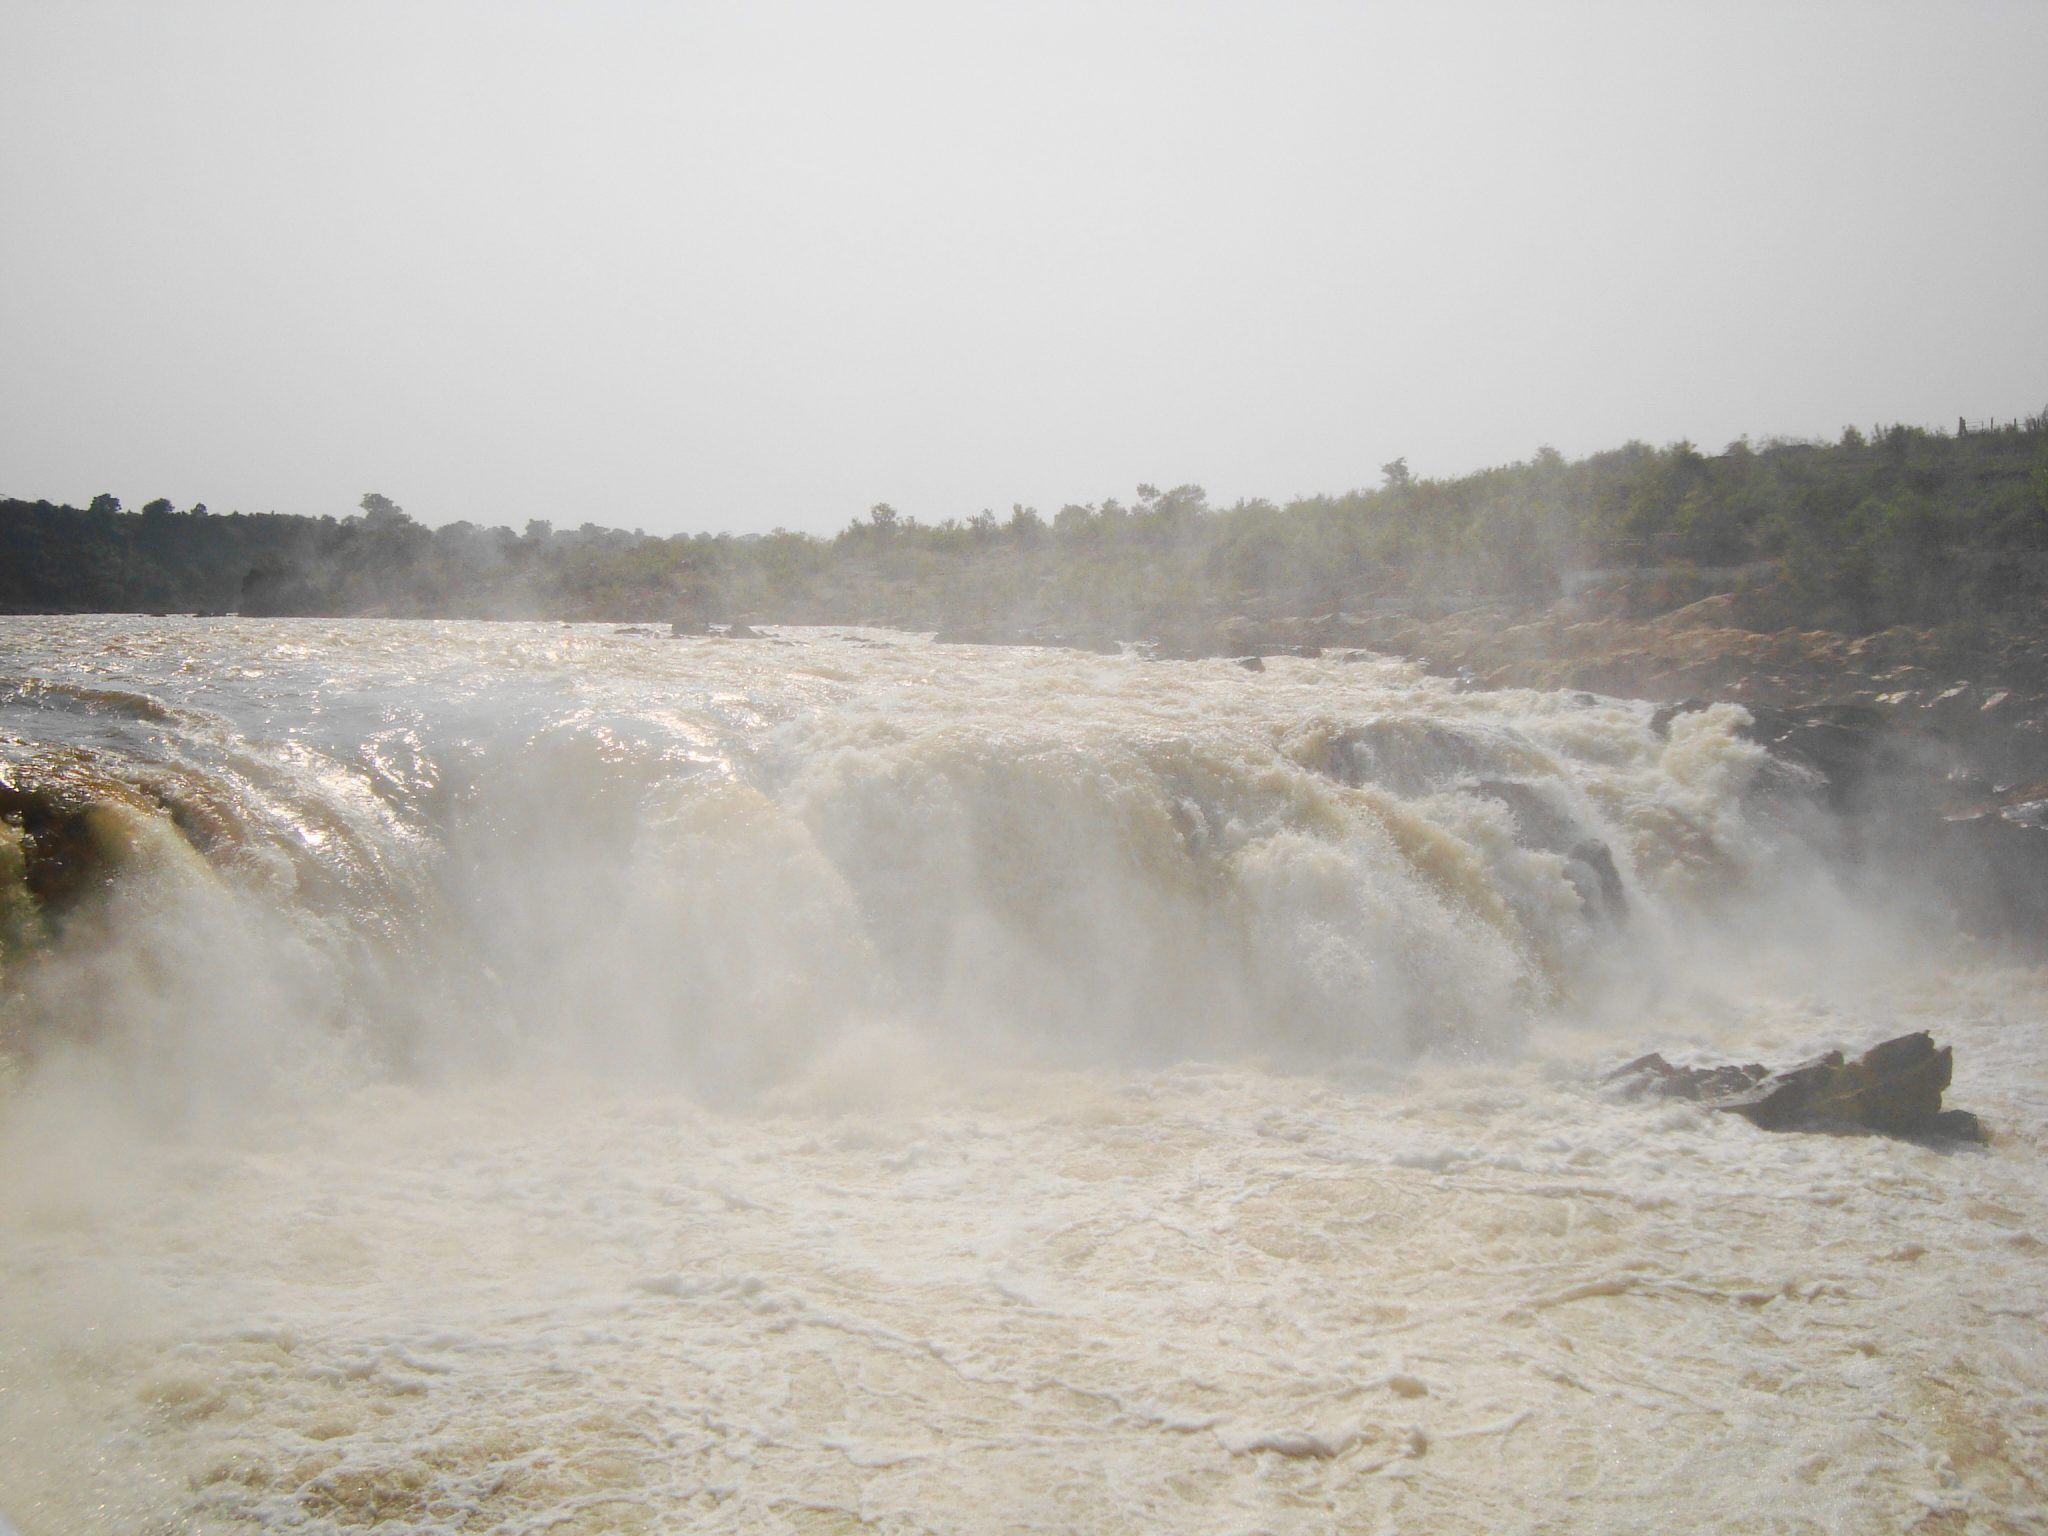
[1,617,2043,1534]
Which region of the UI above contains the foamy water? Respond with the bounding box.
[1,618,2043,1533]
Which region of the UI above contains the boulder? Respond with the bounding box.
[1607,1032,1982,1141]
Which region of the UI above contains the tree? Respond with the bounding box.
[360,492,411,528]
[1381,458,1412,490]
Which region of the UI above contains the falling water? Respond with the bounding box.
[2,618,2043,1533]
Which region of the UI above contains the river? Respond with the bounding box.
[1,617,2042,1533]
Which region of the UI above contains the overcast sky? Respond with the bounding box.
[3,1,2044,536]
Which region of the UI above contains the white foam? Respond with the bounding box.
[1,623,2043,1531]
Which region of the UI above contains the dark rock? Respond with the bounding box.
[1733,702,1943,813]
[1320,719,1497,797]
[1236,655,1265,672]
[1610,1032,1982,1141]
[1474,780,1629,923]
[1565,839,1628,923]
[1923,1109,1985,1143]
[723,622,763,639]
[1650,698,1711,737]
[1725,1033,1953,1133]
[1945,770,2000,802]
[1929,807,2048,940]
[1604,1052,1768,1101]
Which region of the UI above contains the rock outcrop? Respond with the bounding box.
[1608,1032,1983,1141]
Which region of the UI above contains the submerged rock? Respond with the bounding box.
[1608,1031,1982,1141]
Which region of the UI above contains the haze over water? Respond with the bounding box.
[2,618,2044,1532]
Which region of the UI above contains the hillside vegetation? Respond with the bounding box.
[5,416,2045,636]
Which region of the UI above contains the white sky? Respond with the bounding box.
[3,1,2044,536]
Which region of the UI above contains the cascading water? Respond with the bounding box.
[2,617,2043,1534]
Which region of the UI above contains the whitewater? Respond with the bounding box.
[1,617,2043,1534]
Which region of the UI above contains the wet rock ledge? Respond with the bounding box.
[1608,1032,1983,1142]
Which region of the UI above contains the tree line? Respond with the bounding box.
[4,414,2045,635]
